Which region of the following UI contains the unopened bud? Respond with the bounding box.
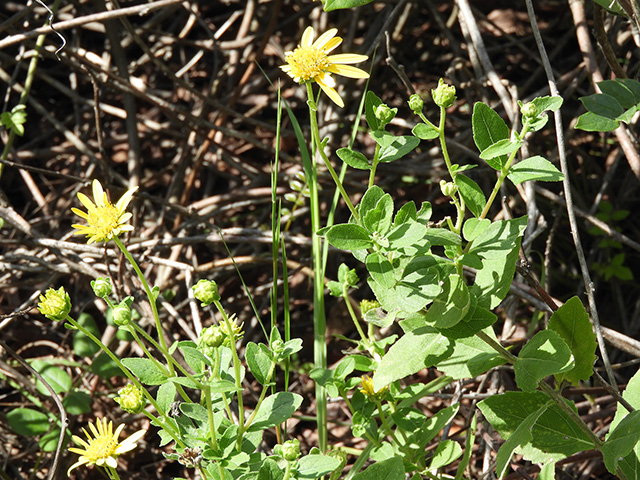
[112,298,133,326]
[440,180,458,197]
[37,287,71,322]
[115,384,146,414]
[408,94,424,114]
[192,279,220,306]
[374,104,397,127]
[432,79,456,108]
[91,277,112,298]
[520,102,538,118]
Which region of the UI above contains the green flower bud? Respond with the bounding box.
[91,277,112,298]
[279,439,301,462]
[359,299,380,316]
[520,102,538,118]
[199,325,225,350]
[374,103,397,127]
[432,79,456,108]
[408,94,424,114]
[113,298,133,326]
[327,449,348,480]
[439,179,458,197]
[271,338,285,356]
[192,279,220,306]
[114,383,146,414]
[37,287,71,322]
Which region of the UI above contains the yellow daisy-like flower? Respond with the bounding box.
[71,180,138,244]
[359,375,388,401]
[280,26,369,108]
[67,417,145,475]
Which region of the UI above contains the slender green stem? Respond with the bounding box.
[305,83,359,223]
[107,466,121,480]
[65,315,183,445]
[437,106,456,179]
[243,360,277,433]
[342,285,367,341]
[478,125,530,221]
[212,300,245,445]
[204,386,219,450]
[368,143,381,188]
[304,83,328,452]
[113,236,174,374]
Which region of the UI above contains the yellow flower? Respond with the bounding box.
[359,375,388,401]
[71,180,138,244]
[67,417,145,475]
[280,26,369,108]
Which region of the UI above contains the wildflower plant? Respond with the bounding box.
[19,13,639,480]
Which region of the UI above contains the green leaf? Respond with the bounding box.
[472,102,510,170]
[246,342,273,385]
[156,382,177,415]
[430,439,462,470]
[479,139,521,160]
[40,427,70,452]
[514,330,574,392]
[180,345,210,374]
[366,252,396,289]
[463,218,491,242]
[297,454,342,479]
[324,224,373,251]
[90,352,121,379]
[598,79,640,109]
[378,135,421,163]
[63,391,92,415]
[248,392,303,431]
[580,93,624,119]
[402,405,459,451]
[30,359,72,396]
[547,296,597,385]
[121,357,168,385]
[574,111,619,132]
[438,304,497,339]
[358,185,385,217]
[373,327,451,390]
[424,274,470,329]
[424,228,462,246]
[531,95,563,113]
[180,402,209,422]
[387,220,427,249]
[7,408,50,436]
[507,156,564,185]
[478,391,595,463]
[496,403,549,479]
[436,327,506,379]
[602,410,640,475]
[412,123,439,140]
[364,91,383,130]
[363,193,394,235]
[351,456,405,480]
[73,313,101,357]
[455,175,486,218]
[609,368,640,478]
[469,216,527,309]
[337,147,371,170]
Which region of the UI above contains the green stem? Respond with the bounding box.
[305,83,328,452]
[368,143,381,188]
[113,236,174,374]
[204,386,219,450]
[305,83,359,223]
[437,106,455,179]
[212,300,245,444]
[243,360,278,433]
[65,316,183,445]
[342,285,367,341]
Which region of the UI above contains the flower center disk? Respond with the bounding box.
[286,46,330,82]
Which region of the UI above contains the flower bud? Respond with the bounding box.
[374,103,397,128]
[37,287,71,322]
[199,325,224,350]
[439,180,458,197]
[359,299,380,316]
[520,102,538,118]
[192,279,220,306]
[271,338,285,356]
[279,439,301,462]
[113,298,133,326]
[432,79,456,108]
[408,94,424,114]
[91,277,112,298]
[114,384,146,414]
